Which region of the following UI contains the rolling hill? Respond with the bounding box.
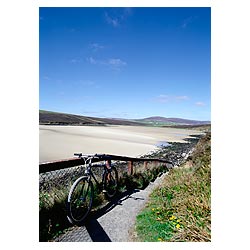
[39,110,143,126]
[39,110,210,127]
[136,116,210,126]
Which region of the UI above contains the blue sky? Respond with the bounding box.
[39,7,211,121]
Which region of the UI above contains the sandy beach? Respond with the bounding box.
[39,125,203,163]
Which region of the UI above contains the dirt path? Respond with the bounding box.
[54,172,168,242]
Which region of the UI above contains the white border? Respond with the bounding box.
[2,0,249,250]
[38,0,211,7]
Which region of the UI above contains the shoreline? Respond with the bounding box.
[142,134,204,166]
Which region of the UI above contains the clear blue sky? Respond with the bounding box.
[39,7,211,121]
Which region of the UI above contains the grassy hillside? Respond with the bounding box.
[136,116,211,126]
[134,132,211,242]
[39,110,143,126]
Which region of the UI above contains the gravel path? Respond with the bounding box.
[54,172,168,242]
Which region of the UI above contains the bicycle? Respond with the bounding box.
[67,153,118,225]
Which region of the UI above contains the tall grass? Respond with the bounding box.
[135,132,211,242]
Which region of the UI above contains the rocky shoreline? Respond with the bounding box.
[142,134,204,167]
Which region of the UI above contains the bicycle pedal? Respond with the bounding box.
[67,216,74,224]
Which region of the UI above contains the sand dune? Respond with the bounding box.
[39,125,202,162]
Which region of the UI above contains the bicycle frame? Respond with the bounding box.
[85,165,106,190]
[80,155,111,192]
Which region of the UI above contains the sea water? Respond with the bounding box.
[156,141,172,148]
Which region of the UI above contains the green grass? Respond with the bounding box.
[136,208,174,241]
[135,132,211,242]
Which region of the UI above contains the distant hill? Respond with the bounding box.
[39,110,143,126]
[136,116,210,126]
[39,110,210,127]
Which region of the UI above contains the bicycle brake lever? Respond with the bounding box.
[74,153,82,157]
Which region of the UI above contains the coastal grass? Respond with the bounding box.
[135,132,211,242]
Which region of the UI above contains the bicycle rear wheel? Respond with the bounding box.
[103,167,118,199]
[67,176,93,225]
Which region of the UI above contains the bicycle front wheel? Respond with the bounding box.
[67,176,93,225]
[103,167,118,199]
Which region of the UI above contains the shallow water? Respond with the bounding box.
[156,141,172,147]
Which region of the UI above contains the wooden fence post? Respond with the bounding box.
[106,159,111,169]
[128,161,133,175]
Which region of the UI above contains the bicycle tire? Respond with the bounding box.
[103,167,118,199]
[67,176,93,225]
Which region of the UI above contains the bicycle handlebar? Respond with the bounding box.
[74,153,109,159]
[74,153,83,157]
[74,153,105,166]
